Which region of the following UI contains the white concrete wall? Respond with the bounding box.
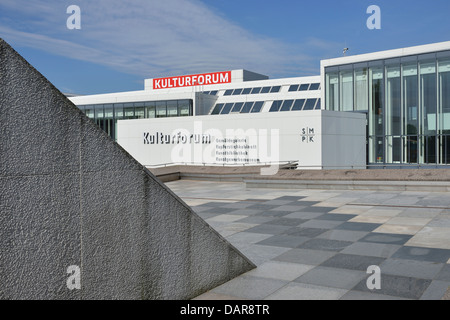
[117,110,366,170]
[322,111,367,169]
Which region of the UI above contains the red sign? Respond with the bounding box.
[153,71,232,89]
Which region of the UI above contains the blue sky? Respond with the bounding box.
[1,0,449,95]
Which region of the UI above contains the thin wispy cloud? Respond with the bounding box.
[0,0,326,79]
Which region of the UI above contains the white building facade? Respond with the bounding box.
[70,69,366,170]
[69,41,450,170]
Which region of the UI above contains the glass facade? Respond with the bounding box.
[78,99,193,140]
[325,50,450,166]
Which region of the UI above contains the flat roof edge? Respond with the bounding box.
[321,41,450,67]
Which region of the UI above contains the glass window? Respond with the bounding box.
[325,73,339,111]
[289,85,299,92]
[422,135,437,164]
[403,63,418,135]
[354,68,368,111]
[211,103,224,115]
[420,61,437,136]
[104,104,114,138]
[224,89,233,96]
[269,100,283,112]
[232,89,243,95]
[231,102,244,113]
[270,86,281,93]
[369,67,384,137]
[369,136,384,164]
[95,105,104,121]
[203,91,210,95]
[303,99,317,110]
[241,102,254,113]
[261,87,271,93]
[84,105,95,119]
[242,88,251,95]
[95,105,105,131]
[145,102,155,118]
[443,135,450,164]
[178,100,191,116]
[439,59,450,134]
[386,65,401,137]
[251,87,262,94]
[251,101,264,113]
[280,100,294,111]
[210,91,218,96]
[309,83,320,90]
[405,136,418,164]
[134,102,145,119]
[340,71,353,111]
[114,104,124,120]
[156,101,166,118]
[292,99,305,111]
[315,99,321,110]
[104,104,114,119]
[167,100,178,117]
[299,84,310,91]
[221,103,234,114]
[124,103,135,119]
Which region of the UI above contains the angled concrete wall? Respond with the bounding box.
[0,39,255,300]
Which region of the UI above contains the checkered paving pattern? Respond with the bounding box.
[166,180,450,300]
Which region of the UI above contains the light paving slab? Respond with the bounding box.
[373,224,423,235]
[265,282,348,300]
[244,261,314,281]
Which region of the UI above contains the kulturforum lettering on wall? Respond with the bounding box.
[153,71,232,89]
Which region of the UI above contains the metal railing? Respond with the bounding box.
[145,160,299,169]
[145,161,450,170]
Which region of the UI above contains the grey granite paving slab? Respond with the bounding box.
[284,211,325,220]
[274,196,307,201]
[265,282,348,300]
[263,217,307,227]
[300,219,345,229]
[245,204,280,211]
[379,258,444,279]
[297,206,335,213]
[320,253,385,271]
[359,232,413,245]
[335,222,382,232]
[342,242,401,258]
[351,274,432,299]
[314,213,358,221]
[295,201,322,207]
[211,275,288,300]
[297,238,353,252]
[295,266,367,290]
[318,230,369,242]
[274,248,337,266]
[340,290,410,300]
[257,210,294,218]
[257,235,310,248]
[237,215,276,224]
[420,280,450,300]
[270,205,308,212]
[435,264,450,281]
[245,224,293,235]
[284,227,328,238]
[391,246,450,263]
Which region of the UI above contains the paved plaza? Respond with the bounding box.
[166,179,450,300]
